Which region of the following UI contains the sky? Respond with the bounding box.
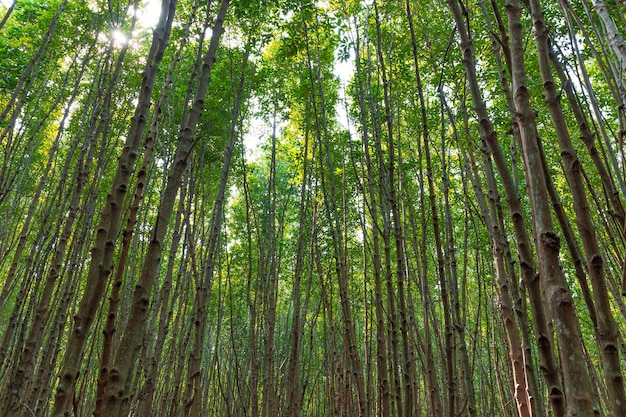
[0,0,160,26]
[137,0,161,27]
[0,0,355,158]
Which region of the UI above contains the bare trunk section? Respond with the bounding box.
[404,7,444,415]
[464,145,532,417]
[0,38,99,416]
[96,5,201,413]
[100,2,229,416]
[527,0,626,413]
[352,20,391,417]
[138,176,188,417]
[372,2,419,414]
[285,115,313,417]
[590,0,626,77]
[51,2,175,413]
[423,94,456,417]
[241,144,260,417]
[506,0,598,414]
[439,91,479,417]
[303,13,368,416]
[260,111,279,417]
[450,0,569,414]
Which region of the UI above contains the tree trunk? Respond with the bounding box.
[527,0,626,413]
[51,1,176,413]
[506,0,598,414]
[99,2,229,415]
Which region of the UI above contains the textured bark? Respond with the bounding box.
[439,93,479,417]
[465,146,532,417]
[551,45,624,227]
[561,0,626,198]
[186,46,248,417]
[506,0,598,414]
[0,39,98,416]
[51,1,175,414]
[590,0,626,75]
[527,0,626,413]
[449,0,566,414]
[100,2,229,415]
[138,179,186,417]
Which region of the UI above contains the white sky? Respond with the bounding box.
[0,0,356,158]
[137,0,161,28]
[0,0,160,26]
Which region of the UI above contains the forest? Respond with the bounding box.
[0,0,625,416]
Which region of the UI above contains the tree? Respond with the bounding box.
[1,0,625,416]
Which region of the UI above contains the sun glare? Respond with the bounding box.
[111,29,127,46]
[137,0,161,28]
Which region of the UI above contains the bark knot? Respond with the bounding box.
[540,231,560,250]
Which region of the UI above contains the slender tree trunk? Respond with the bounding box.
[464,144,532,417]
[99,2,230,415]
[138,176,187,417]
[241,143,260,417]
[304,13,367,416]
[261,110,279,417]
[589,0,626,76]
[423,96,456,417]
[527,1,626,413]
[94,3,200,412]
[187,46,249,416]
[506,0,598,414]
[0,0,16,31]
[0,0,68,131]
[352,21,391,416]
[51,1,176,413]
[286,114,313,417]
[404,7,443,416]
[449,1,568,414]
[0,46,98,414]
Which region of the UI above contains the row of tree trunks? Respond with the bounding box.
[507,0,598,414]
[0,1,624,416]
[51,1,178,413]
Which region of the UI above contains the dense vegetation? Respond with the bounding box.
[1,0,626,416]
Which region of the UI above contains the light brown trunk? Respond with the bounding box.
[100,2,229,415]
[527,0,626,413]
[506,0,598,413]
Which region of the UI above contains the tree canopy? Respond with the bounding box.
[1,0,626,416]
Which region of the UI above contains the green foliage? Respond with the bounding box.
[0,0,52,92]
[1,1,625,416]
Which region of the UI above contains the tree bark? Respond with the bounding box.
[527,0,626,413]
[506,0,598,414]
[99,2,230,415]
